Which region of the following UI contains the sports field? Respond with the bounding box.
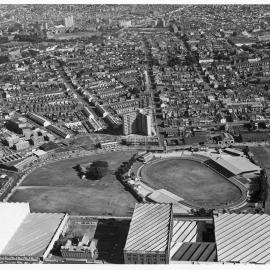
[141,158,242,207]
[9,151,137,216]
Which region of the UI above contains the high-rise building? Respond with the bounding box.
[137,110,152,136]
[122,109,153,136]
[64,15,74,28]
[122,111,138,136]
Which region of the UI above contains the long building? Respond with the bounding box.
[0,203,68,263]
[124,203,173,264]
[214,213,270,264]
[27,112,51,127]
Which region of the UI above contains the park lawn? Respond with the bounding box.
[9,186,136,216]
[22,151,135,187]
[141,158,242,207]
[9,151,137,216]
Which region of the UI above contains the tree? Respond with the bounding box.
[86,160,109,180]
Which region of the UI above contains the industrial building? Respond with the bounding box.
[214,213,270,264]
[124,203,173,264]
[60,235,98,261]
[0,203,68,263]
[124,203,270,264]
[27,112,51,127]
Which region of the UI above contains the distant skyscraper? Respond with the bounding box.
[64,15,74,28]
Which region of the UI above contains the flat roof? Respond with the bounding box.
[2,213,65,257]
[124,203,172,253]
[214,213,270,264]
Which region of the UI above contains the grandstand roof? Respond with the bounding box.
[171,243,217,262]
[124,203,172,253]
[214,154,261,175]
[214,213,270,264]
[147,189,184,204]
[2,213,65,257]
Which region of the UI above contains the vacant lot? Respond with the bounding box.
[141,158,242,207]
[9,151,137,216]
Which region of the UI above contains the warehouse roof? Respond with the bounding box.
[2,213,65,257]
[0,203,30,253]
[124,203,172,253]
[170,220,199,258]
[214,213,270,264]
[171,242,217,262]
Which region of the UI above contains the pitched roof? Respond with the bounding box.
[170,220,199,258]
[124,203,172,253]
[171,242,217,262]
[2,213,65,257]
[214,213,270,264]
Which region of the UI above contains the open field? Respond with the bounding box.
[141,158,242,207]
[250,146,270,213]
[9,151,137,216]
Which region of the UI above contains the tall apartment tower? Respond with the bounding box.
[65,15,74,28]
[137,111,152,136]
[122,109,152,136]
[122,111,138,136]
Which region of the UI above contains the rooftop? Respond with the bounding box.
[212,153,261,175]
[2,212,66,257]
[170,220,199,258]
[171,242,217,262]
[124,203,172,253]
[214,213,270,264]
[147,189,184,204]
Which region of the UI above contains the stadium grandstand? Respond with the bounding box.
[204,159,235,178]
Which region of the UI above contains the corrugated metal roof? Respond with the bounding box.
[124,203,172,252]
[214,213,270,264]
[171,243,216,262]
[214,155,261,175]
[170,220,198,258]
[2,213,65,257]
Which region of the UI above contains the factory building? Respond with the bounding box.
[0,203,68,263]
[124,203,173,264]
[27,112,51,127]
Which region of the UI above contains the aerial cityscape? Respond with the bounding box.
[1,4,270,264]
